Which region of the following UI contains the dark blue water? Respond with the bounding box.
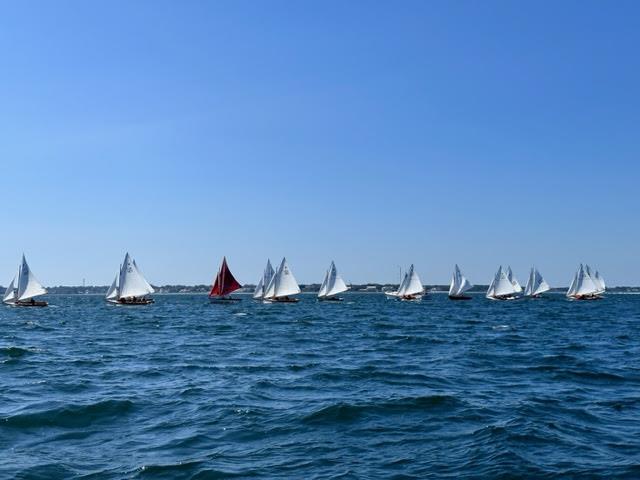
[1,293,639,479]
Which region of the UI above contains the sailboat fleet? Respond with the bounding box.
[1,255,611,307]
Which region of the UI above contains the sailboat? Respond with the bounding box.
[486,266,520,300]
[3,255,48,307]
[317,261,349,301]
[106,253,155,305]
[506,266,523,294]
[524,267,550,298]
[263,258,301,303]
[253,259,275,300]
[448,264,473,300]
[209,257,242,303]
[395,264,425,301]
[567,264,603,300]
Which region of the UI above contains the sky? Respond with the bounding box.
[0,0,639,287]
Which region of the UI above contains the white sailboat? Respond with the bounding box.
[506,266,523,294]
[106,253,155,304]
[524,267,551,298]
[486,266,520,300]
[263,258,301,303]
[567,264,603,300]
[3,255,48,307]
[395,264,425,301]
[318,261,349,301]
[449,264,473,300]
[253,259,275,300]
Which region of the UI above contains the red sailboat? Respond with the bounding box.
[209,257,242,303]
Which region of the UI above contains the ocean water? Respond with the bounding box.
[1,293,639,479]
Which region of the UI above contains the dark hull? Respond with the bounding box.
[319,297,343,302]
[209,296,242,304]
[117,298,154,305]
[15,300,48,307]
[268,297,299,303]
[449,295,472,301]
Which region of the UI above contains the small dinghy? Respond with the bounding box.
[524,267,550,298]
[263,258,301,303]
[209,257,242,303]
[486,266,521,300]
[448,264,473,300]
[106,253,155,305]
[3,255,48,307]
[566,264,604,300]
[318,261,349,301]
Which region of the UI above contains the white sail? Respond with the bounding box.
[487,266,518,298]
[449,264,472,297]
[324,261,349,297]
[573,265,600,297]
[506,266,522,293]
[3,273,17,304]
[264,258,301,299]
[566,266,580,297]
[253,277,264,299]
[397,264,424,297]
[317,270,329,298]
[524,267,550,297]
[254,259,275,299]
[105,273,119,300]
[16,255,47,302]
[118,253,154,299]
[594,270,606,294]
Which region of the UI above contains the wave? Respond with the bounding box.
[2,399,135,429]
[0,346,32,358]
[303,395,461,424]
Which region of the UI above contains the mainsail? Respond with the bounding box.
[487,266,519,299]
[524,267,550,297]
[264,258,301,299]
[209,257,242,297]
[594,270,606,294]
[506,266,523,293]
[16,255,47,302]
[318,261,349,298]
[253,260,274,299]
[449,264,473,297]
[118,253,155,299]
[396,264,424,297]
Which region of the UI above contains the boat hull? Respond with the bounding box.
[209,296,242,304]
[318,296,343,302]
[264,297,299,303]
[114,298,154,305]
[449,295,472,301]
[14,300,48,307]
[568,295,603,301]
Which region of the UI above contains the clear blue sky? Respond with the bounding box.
[1,1,638,287]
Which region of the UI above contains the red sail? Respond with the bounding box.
[209,257,242,297]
